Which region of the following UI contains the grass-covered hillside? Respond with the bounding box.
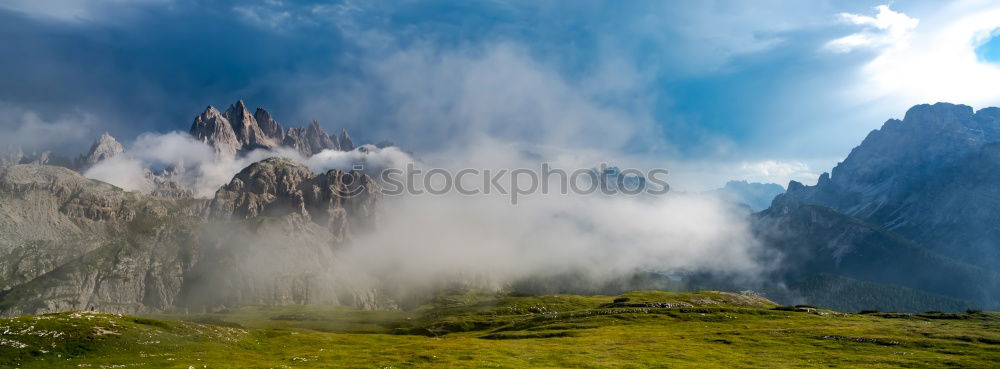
[1,291,998,368]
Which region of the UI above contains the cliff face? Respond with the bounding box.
[0,164,204,316]
[0,157,387,316]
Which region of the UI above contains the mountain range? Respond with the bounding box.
[1,101,999,315]
[190,100,357,158]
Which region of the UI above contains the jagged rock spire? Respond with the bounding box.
[190,100,286,157]
[224,100,275,149]
[254,107,285,143]
[188,100,369,158]
[191,105,241,158]
[338,128,355,151]
[83,132,125,165]
[307,121,339,153]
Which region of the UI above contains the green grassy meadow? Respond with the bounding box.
[1,291,998,368]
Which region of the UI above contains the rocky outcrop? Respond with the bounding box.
[81,132,125,166]
[208,157,377,237]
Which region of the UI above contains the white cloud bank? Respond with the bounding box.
[829,3,1000,109]
[826,5,920,53]
[0,102,97,154]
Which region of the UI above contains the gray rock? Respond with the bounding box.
[82,132,125,166]
[283,121,339,156]
[190,100,285,158]
[0,157,388,316]
[208,157,377,236]
[0,164,204,316]
[190,105,242,158]
[339,128,355,151]
[224,100,279,150]
[306,121,339,154]
[254,107,285,144]
[188,101,368,159]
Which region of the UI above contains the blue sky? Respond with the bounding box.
[4,0,1000,189]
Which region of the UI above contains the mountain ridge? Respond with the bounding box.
[190,100,354,158]
[778,102,1000,269]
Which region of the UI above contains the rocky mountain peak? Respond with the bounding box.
[281,123,337,156]
[302,121,339,155]
[901,102,974,128]
[191,104,241,158]
[769,102,1000,270]
[339,128,355,151]
[82,132,125,166]
[224,100,252,126]
[201,105,221,117]
[188,101,365,158]
[254,107,284,143]
[224,100,275,149]
[827,102,997,192]
[190,100,289,157]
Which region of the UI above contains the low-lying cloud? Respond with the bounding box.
[76,39,772,300]
[336,188,765,295]
[84,131,414,197]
